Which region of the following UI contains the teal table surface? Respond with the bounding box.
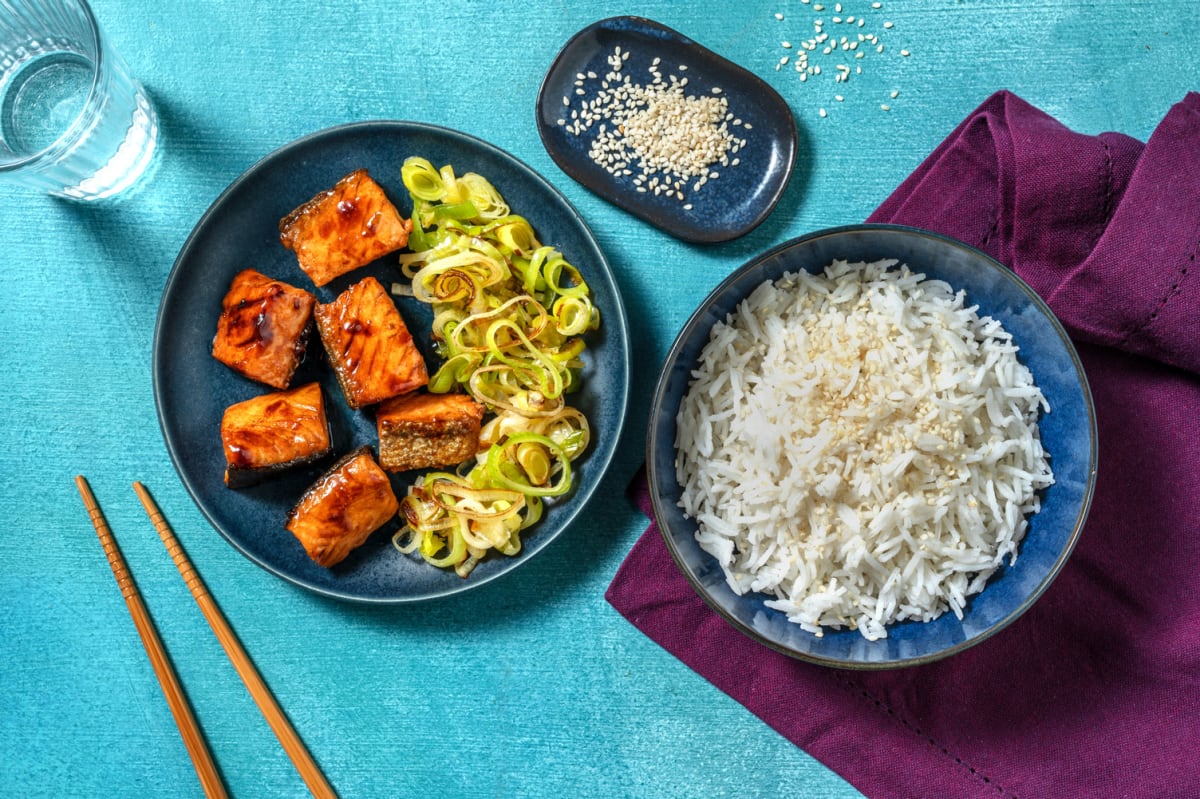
[2,2,1196,797]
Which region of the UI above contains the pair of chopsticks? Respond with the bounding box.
[75,476,338,799]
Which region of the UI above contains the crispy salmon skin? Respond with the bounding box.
[377,392,484,472]
[211,268,316,389]
[219,382,333,488]
[314,276,429,409]
[285,446,399,568]
[279,169,413,287]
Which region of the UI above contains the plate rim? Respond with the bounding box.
[646,223,1098,668]
[535,15,799,244]
[152,119,632,603]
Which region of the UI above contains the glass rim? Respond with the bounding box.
[0,0,107,173]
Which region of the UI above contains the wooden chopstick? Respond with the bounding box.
[132,482,338,799]
[74,476,229,799]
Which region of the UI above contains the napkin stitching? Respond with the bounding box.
[836,674,1018,798]
[1116,236,1197,347]
[977,214,1000,249]
[1095,138,1115,248]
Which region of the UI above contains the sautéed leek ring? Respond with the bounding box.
[392,157,599,577]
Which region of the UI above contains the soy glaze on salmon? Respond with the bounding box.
[314,275,429,410]
[285,446,399,568]
[279,169,413,287]
[219,382,333,488]
[211,268,316,390]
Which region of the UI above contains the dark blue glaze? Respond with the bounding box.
[536,16,797,244]
[154,121,631,602]
[648,225,1097,668]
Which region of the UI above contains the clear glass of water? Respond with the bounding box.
[0,0,158,200]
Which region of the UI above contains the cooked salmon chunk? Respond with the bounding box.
[211,268,316,389]
[314,276,429,409]
[377,392,485,472]
[285,446,399,568]
[279,169,413,287]
[219,382,333,488]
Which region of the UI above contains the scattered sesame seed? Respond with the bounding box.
[782,41,792,48]
[819,107,828,117]
[872,1,881,7]
[881,103,891,111]
[835,94,844,101]
[890,89,899,98]
[901,49,910,56]
[775,11,784,20]
[883,20,894,28]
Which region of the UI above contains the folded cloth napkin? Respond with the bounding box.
[606,90,1200,799]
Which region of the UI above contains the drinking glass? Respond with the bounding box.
[0,0,158,200]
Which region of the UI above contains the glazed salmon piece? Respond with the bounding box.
[314,275,429,409]
[219,382,333,488]
[285,446,399,568]
[211,268,316,389]
[279,169,413,287]
[376,392,485,472]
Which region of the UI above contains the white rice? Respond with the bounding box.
[674,259,1054,640]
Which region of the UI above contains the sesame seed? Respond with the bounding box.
[881,103,891,111]
[819,108,828,117]
[775,11,784,19]
[891,90,899,98]
[562,95,569,106]
[561,45,748,205]
[782,41,792,48]
[835,94,844,101]
[901,49,910,56]
[883,20,894,28]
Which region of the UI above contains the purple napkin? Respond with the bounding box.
[606,91,1200,799]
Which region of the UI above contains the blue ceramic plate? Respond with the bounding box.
[536,16,797,244]
[154,121,630,602]
[648,225,1097,668]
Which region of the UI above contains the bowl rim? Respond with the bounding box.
[646,223,1098,669]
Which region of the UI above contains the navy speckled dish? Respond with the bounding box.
[648,225,1097,668]
[154,121,630,603]
[536,16,797,244]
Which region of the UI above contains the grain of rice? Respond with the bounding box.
[674,260,1053,640]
